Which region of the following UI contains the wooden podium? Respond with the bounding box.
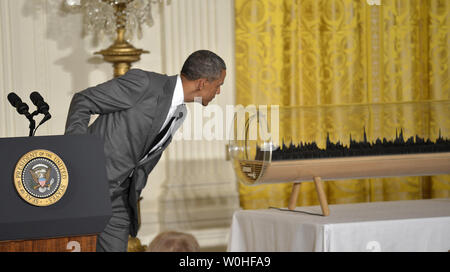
[0,235,97,252]
[0,135,112,252]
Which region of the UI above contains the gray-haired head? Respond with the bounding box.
[181,50,226,82]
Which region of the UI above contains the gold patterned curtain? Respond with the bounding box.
[235,0,450,209]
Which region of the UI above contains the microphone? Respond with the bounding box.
[7,92,36,137]
[30,91,50,115]
[30,91,52,125]
[8,93,30,119]
[7,92,31,116]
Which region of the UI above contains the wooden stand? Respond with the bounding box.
[0,235,97,252]
[288,177,330,216]
[241,152,450,216]
[313,177,330,216]
[288,183,302,211]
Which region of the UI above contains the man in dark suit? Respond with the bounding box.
[65,50,226,252]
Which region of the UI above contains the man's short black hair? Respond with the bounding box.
[181,50,226,81]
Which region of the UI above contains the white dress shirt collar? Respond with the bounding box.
[172,75,185,108]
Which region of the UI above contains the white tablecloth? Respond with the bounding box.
[228,199,450,252]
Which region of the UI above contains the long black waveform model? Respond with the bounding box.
[255,128,450,161]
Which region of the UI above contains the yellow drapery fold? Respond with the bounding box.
[235,0,450,210]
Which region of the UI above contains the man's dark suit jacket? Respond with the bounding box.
[65,69,177,236]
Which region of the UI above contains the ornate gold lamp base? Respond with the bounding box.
[95,28,148,78]
[126,196,147,252]
[127,236,147,252]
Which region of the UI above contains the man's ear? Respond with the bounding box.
[196,78,207,90]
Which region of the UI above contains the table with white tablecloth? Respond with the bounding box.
[228,198,450,252]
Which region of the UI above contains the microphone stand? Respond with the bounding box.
[26,111,39,137]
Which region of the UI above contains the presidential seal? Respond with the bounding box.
[14,149,69,206]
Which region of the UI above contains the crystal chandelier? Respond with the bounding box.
[64,0,169,42]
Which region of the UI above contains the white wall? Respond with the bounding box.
[0,0,238,249]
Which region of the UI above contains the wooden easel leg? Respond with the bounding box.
[313,176,330,216]
[288,183,301,210]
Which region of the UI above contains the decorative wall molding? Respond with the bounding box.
[0,0,15,137]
